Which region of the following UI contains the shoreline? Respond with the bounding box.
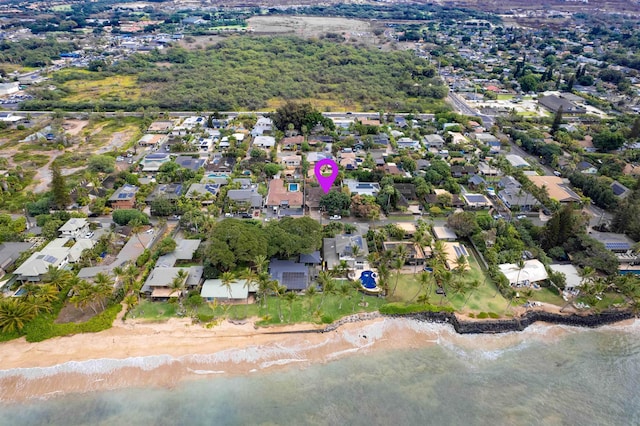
[0,310,639,405]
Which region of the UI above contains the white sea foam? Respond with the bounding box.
[0,354,176,380]
[187,368,226,375]
[260,358,308,369]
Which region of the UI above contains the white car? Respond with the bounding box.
[329,215,342,220]
[224,213,233,218]
[85,232,94,239]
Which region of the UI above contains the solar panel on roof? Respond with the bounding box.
[605,242,630,250]
[43,255,57,263]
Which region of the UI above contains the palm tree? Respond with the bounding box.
[170,269,188,304]
[338,282,352,310]
[70,279,97,313]
[514,258,526,287]
[305,284,317,314]
[0,298,35,333]
[462,280,481,309]
[256,272,271,311]
[253,254,268,274]
[44,266,72,289]
[283,291,297,322]
[316,271,335,310]
[33,284,59,305]
[93,272,115,311]
[112,265,124,288]
[391,256,405,297]
[123,293,138,313]
[241,268,258,317]
[270,281,286,322]
[439,270,454,306]
[410,272,432,303]
[123,264,139,293]
[220,271,236,301]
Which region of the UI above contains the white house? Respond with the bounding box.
[253,135,276,149]
[499,259,548,287]
[58,218,89,240]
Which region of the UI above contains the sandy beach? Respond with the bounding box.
[0,314,637,404]
[0,315,431,403]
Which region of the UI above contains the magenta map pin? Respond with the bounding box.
[314,158,339,194]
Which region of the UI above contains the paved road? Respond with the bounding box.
[447,93,495,128]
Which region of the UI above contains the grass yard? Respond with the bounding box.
[63,75,142,102]
[129,300,178,320]
[528,287,564,305]
[130,289,386,327]
[391,254,510,315]
[497,94,514,100]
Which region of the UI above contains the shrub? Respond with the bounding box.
[112,209,150,226]
[477,312,489,319]
[488,312,500,319]
[197,313,215,323]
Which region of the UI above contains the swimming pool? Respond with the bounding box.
[359,271,378,289]
[13,287,26,297]
[206,173,229,179]
[289,183,299,192]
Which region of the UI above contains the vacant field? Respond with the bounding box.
[178,35,226,50]
[248,15,376,40]
[63,75,141,102]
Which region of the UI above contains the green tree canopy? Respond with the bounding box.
[112,209,150,226]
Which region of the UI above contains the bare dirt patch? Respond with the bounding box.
[55,302,102,324]
[61,119,89,137]
[248,16,375,39]
[178,35,225,50]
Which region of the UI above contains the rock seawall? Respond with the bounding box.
[401,310,635,334]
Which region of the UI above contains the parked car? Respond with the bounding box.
[84,232,94,239]
[516,215,526,220]
[224,213,233,218]
[329,215,342,220]
[241,213,252,219]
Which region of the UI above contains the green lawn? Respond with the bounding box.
[129,289,386,327]
[130,300,178,320]
[528,287,564,305]
[391,255,510,315]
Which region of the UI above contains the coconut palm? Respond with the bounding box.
[170,269,188,303]
[410,272,432,303]
[32,283,59,306]
[462,280,481,309]
[305,284,317,313]
[44,266,72,289]
[338,282,352,310]
[241,268,258,316]
[270,281,286,322]
[93,272,115,311]
[514,258,526,287]
[283,291,297,322]
[220,271,236,301]
[123,293,138,313]
[70,279,97,313]
[253,254,268,274]
[0,298,35,333]
[316,271,335,310]
[391,256,405,297]
[256,272,271,311]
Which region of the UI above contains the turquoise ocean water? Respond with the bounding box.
[1,319,639,426]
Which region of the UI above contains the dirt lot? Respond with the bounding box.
[61,119,89,137]
[248,16,378,42]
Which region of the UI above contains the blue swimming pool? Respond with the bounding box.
[206,173,229,179]
[359,271,378,289]
[289,183,299,192]
[13,287,26,297]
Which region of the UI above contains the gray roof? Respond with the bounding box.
[0,242,35,270]
[269,259,309,290]
[468,174,486,185]
[109,184,139,202]
[334,234,369,258]
[175,156,206,171]
[143,266,189,290]
[299,250,322,264]
[227,189,263,207]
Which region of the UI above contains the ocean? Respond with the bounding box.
[1,319,639,426]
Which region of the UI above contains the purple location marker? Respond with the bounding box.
[314,158,339,194]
